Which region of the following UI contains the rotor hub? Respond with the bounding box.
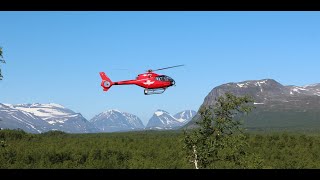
[103,81,111,87]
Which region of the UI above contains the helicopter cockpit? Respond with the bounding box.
[156,75,175,85]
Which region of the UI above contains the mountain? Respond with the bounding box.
[0,103,197,133]
[174,110,197,124]
[0,103,49,133]
[186,79,320,130]
[0,103,98,133]
[90,109,144,132]
[146,110,196,130]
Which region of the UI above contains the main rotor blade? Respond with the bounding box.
[151,64,185,72]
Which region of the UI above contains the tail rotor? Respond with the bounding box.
[99,72,113,92]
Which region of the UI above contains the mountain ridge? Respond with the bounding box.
[146,109,196,130]
[1,103,196,133]
[186,79,320,130]
[0,103,98,133]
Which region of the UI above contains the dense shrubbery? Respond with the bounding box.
[1,129,320,168]
[0,130,190,168]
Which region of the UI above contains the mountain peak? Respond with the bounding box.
[146,109,196,130]
[91,109,144,132]
[201,78,317,109]
[154,111,164,116]
[13,103,66,109]
[174,110,197,123]
[154,109,169,116]
[231,79,282,88]
[155,109,167,112]
[1,103,13,108]
[47,103,65,108]
[108,109,121,113]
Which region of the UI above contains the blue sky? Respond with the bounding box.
[1,12,320,125]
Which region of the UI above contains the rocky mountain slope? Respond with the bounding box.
[186,79,320,130]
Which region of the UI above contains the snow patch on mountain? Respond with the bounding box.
[12,103,73,121]
[155,111,164,116]
[254,102,264,105]
[174,110,197,124]
[303,83,320,88]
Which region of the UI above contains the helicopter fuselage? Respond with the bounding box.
[111,72,175,89]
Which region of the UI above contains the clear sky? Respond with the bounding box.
[1,12,320,125]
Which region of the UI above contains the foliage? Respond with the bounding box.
[183,93,262,169]
[0,46,6,80]
[0,130,191,169]
[41,130,68,137]
[0,129,28,140]
[1,128,320,168]
[0,47,3,60]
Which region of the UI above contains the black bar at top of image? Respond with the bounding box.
[1,0,320,11]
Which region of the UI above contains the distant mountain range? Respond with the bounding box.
[146,110,196,130]
[0,103,195,133]
[186,79,320,131]
[0,103,97,133]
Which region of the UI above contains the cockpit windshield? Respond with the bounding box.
[156,75,173,82]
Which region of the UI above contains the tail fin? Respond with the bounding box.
[99,72,113,92]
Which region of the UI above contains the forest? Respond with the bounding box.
[1,129,320,169]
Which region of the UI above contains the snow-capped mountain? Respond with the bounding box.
[288,83,320,96]
[0,103,49,133]
[0,103,98,133]
[186,79,320,130]
[90,109,144,132]
[199,79,320,108]
[174,110,197,124]
[1,103,197,133]
[146,109,196,130]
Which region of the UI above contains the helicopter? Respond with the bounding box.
[99,65,184,95]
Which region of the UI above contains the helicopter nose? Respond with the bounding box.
[171,80,175,86]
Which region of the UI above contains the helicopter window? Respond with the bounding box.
[156,75,171,81]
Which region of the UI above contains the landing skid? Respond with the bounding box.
[144,88,166,95]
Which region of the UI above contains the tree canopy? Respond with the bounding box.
[184,93,263,169]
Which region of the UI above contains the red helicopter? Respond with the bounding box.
[99,65,184,95]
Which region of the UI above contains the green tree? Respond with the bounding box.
[184,93,260,169]
[0,47,6,80]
